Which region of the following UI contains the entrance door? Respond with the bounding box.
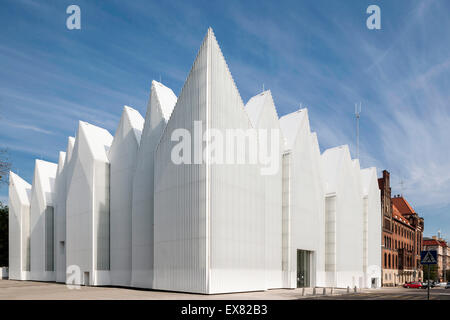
[84,272,90,286]
[297,250,311,288]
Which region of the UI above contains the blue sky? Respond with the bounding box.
[1,0,449,239]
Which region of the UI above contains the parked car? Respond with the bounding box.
[421,281,436,289]
[404,281,423,288]
[436,282,447,288]
[445,282,450,289]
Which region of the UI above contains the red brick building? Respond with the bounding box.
[423,236,449,282]
[378,170,424,286]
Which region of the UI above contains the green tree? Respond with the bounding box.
[0,202,8,267]
[0,148,11,267]
[422,264,439,281]
[0,148,11,186]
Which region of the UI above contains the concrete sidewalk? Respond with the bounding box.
[0,280,362,300]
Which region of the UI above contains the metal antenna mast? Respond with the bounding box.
[355,102,362,159]
[399,178,405,197]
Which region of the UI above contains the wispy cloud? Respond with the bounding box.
[223,1,450,226]
[3,120,54,135]
[0,0,448,235]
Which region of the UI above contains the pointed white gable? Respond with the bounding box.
[33,159,58,206]
[352,159,361,171]
[57,152,66,175]
[311,132,320,152]
[9,171,32,206]
[124,106,145,143]
[321,145,350,194]
[151,81,177,122]
[111,106,144,149]
[360,167,376,196]
[245,90,270,127]
[78,121,113,162]
[66,137,75,163]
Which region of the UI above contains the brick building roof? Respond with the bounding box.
[391,196,417,227]
[391,198,409,225]
[423,238,448,248]
[392,196,416,215]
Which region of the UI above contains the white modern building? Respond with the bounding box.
[153,29,267,294]
[8,28,381,292]
[8,172,32,280]
[360,167,382,288]
[53,151,66,283]
[245,90,283,290]
[109,106,144,287]
[321,146,365,288]
[65,121,113,286]
[279,109,326,289]
[53,137,75,283]
[30,159,57,282]
[131,81,176,289]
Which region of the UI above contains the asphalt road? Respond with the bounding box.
[305,287,450,300]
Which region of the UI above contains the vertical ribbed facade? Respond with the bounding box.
[361,167,382,288]
[54,149,67,282]
[324,195,337,287]
[208,30,266,293]
[110,106,144,287]
[66,127,92,284]
[66,121,112,286]
[322,146,364,288]
[279,109,326,288]
[8,172,32,280]
[131,81,176,289]
[245,91,283,289]
[154,29,269,293]
[45,206,54,271]
[95,161,110,271]
[281,153,291,286]
[30,160,57,281]
[153,31,209,293]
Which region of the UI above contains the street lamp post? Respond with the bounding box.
[427,266,430,301]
